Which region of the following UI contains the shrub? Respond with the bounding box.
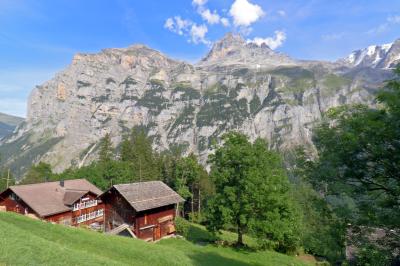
[175,216,190,238]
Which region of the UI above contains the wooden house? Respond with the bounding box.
[100,181,184,241]
[0,179,104,228]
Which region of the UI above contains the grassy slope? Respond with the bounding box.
[0,212,309,266]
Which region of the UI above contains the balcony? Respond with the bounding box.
[75,209,104,224]
[72,200,98,211]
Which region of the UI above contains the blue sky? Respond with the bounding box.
[1,0,400,117]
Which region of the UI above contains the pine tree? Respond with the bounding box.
[99,133,114,163]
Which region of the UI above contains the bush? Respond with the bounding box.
[175,216,190,238]
[354,243,393,266]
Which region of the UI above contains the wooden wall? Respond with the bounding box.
[135,205,176,241]
[0,189,105,227]
[71,193,104,226]
[101,188,178,241]
[0,190,37,218]
[102,188,136,231]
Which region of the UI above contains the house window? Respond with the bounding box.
[10,193,19,201]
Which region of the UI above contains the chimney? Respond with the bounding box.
[60,180,64,187]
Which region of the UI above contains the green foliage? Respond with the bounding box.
[175,216,191,238]
[0,169,15,192]
[249,94,261,114]
[120,127,160,181]
[323,74,351,89]
[21,162,54,185]
[169,106,195,136]
[196,84,249,127]
[136,82,169,115]
[120,76,137,87]
[57,160,133,191]
[206,132,302,252]
[0,134,63,179]
[354,243,393,266]
[311,67,400,228]
[173,82,201,101]
[99,133,114,163]
[174,154,206,218]
[305,66,400,263]
[291,148,346,263]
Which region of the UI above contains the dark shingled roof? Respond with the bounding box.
[6,179,102,217]
[112,181,184,212]
[63,190,89,205]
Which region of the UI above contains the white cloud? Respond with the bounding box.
[322,33,344,41]
[229,0,264,27]
[192,0,207,6]
[164,18,175,31]
[387,15,400,24]
[277,10,286,17]
[190,24,210,45]
[247,30,286,50]
[368,14,400,35]
[221,17,230,27]
[193,0,230,27]
[200,9,220,25]
[164,16,210,45]
[164,16,192,35]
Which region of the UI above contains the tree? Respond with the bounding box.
[120,127,160,180]
[311,65,400,228]
[306,66,400,264]
[206,132,301,251]
[291,148,346,262]
[99,133,114,163]
[21,162,53,185]
[174,153,204,219]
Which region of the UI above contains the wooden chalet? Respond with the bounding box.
[100,181,184,241]
[0,179,104,228]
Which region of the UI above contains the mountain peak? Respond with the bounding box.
[339,39,400,69]
[217,32,246,47]
[198,32,294,67]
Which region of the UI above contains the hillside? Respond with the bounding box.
[0,33,398,176]
[0,112,24,139]
[0,211,309,266]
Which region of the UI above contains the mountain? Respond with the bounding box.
[0,112,24,139]
[0,33,397,176]
[339,39,400,69]
[199,33,295,67]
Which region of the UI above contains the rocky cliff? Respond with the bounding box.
[0,33,397,176]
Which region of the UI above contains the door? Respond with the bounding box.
[153,225,161,241]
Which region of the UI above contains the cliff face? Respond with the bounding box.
[0,34,397,176]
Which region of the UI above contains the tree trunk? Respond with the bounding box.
[237,220,244,247]
[191,186,194,218]
[198,189,201,216]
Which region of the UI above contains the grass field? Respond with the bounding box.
[0,212,310,266]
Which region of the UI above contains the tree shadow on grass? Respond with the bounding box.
[188,251,260,266]
[186,224,217,244]
[185,224,257,253]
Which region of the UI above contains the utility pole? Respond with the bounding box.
[6,169,10,188]
[1,169,12,188]
[139,158,142,182]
